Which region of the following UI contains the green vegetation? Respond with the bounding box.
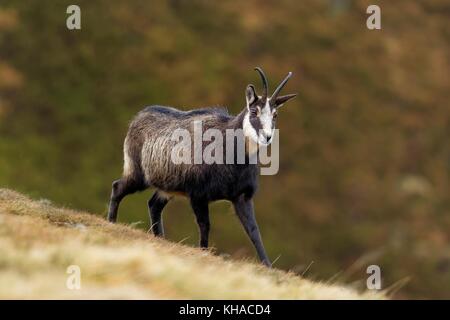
[0,0,448,298]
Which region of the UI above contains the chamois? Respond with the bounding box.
[107,68,296,266]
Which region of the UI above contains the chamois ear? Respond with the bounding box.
[245,84,258,107]
[274,93,297,108]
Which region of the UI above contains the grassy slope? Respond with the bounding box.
[1,1,449,298]
[0,189,383,299]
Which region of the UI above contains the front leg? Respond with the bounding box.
[233,194,271,267]
[148,191,170,237]
[190,199,210,248]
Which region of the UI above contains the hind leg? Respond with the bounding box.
[107,178,138,223]
[148,191,170,237]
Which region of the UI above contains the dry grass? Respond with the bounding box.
[0,188,384,299]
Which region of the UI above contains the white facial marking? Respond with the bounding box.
[260,100,273,136]
[244,98,275,146]
[258,99,274,145]
[243,111,259,144]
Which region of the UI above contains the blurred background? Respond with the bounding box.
[0,0,448,298]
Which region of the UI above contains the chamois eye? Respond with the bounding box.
[250,108,259,117]
[273,111,278,119]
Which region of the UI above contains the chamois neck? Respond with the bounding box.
[229,108,247,130]
[228,107,259,158]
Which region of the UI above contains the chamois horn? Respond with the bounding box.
[254,67,269,101]
[271,72,293,101]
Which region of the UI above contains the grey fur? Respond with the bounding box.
[107,68,297,267]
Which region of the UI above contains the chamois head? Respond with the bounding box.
[243,67,297,145]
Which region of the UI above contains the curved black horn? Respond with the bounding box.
[254,67,269,101]
[271,72,292,100]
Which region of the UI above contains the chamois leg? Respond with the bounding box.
[148,191,170,237]
[107,178,138,223]
[233,194,271,267]
[190,199,210,248]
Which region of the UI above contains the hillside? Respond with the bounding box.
[1,1,449,298]
[0,189,383,299]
